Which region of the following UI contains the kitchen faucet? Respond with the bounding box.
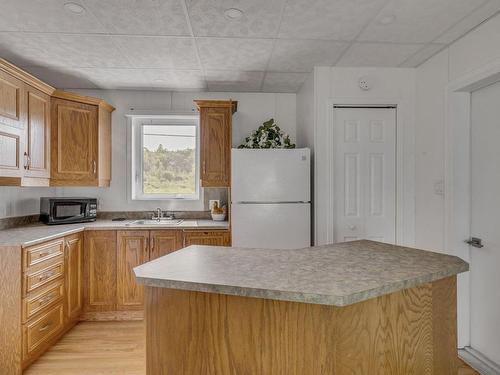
[152,207,163,221]
[152,208,175,221]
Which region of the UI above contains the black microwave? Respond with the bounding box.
[40,197,97,225]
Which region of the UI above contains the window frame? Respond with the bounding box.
[131,114,200,201]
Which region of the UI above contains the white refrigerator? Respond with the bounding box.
[231,148,311,249]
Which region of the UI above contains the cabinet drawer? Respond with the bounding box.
[22,279,64,322]
[24,259,64,295]
[23,239,64,270]
[23,302,64,359]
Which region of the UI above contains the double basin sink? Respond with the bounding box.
[128,219,185,226]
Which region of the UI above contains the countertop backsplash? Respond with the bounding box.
[0,187,228,230]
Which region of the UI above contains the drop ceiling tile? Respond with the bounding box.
[82,0,190,36]
[149,70,207,90]
[187,0,286,38]
[74,68,154,89]
[278,0,387,41]
[0,33,130,68]
[435,0,500,44]
[111,36,200,69]
[20,66,99,89]
[205,70,264,91]
[358,0,487,44]
[262,72,308,93]
[336,43,422,67]
[399,43,446,67]
[197,38,274,71]
[269,40,349,72]
[0,0,105,33]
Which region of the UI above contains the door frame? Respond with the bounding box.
[445,55,500,351]
[327,97,415,247]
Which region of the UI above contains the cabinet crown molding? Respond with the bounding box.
[0,58,55,96]
[52,90,115,112]
[194,100,237,114]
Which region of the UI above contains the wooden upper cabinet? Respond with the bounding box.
[50,91,114,187]
[195,100,237,187]
[83,231,117,312]
[24,87,50,182]
[0,68,25,129]
[65,233,83,322]
[0,60,114,186]
[0,58,53,186]
[116,231,149,311]
[0,66,27,183]
[150,230,183,260]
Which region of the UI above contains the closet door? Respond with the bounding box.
[333,107,396,244]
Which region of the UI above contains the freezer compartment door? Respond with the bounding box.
[231,148,310,202]
[231,203,310,249]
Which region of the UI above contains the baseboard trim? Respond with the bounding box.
[80,310,144,321]
[459,347,500,375]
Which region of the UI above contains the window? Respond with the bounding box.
[131,115,200,200]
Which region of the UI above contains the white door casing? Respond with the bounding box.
[333,107,396,244]
[445,55,500,352]
[469,82,500,367]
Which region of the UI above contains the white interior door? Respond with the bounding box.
[333,107,396,244]
[469,81,500,367]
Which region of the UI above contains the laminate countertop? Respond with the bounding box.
[134,240,468,307]
[0,220,229,247]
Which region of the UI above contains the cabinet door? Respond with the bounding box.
[150,230,183,260]
[116,231,149,311]
[25,87,50,179]
[0,69,25,129]
[51,98,98,185]
[83,231,116,312]
[200,107,231,187]
[183,231,231,247]
[0,70,25,180]
[65,233,83,322]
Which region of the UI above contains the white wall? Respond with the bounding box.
[0,90,296,218]
[297,66,416,247]
[415,12,500,253]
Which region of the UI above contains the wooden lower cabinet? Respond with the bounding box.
[18,233,83,370]
[150,230,183,260]
[86,229,227,316]
[65,233,83,323]
[115,230,183,311]
[183,230,231,246]
[83,231,117,313]
[117,231,149,311]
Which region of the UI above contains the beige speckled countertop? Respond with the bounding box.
[0,219,229,247]
[134,240,468,307]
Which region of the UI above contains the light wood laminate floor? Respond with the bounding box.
[24,321,145,375]
[24,321,480,375]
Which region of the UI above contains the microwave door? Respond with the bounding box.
[53,202,85,221]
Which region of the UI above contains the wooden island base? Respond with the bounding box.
[145,276,458,375]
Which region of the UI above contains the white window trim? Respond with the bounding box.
[128,114,203,207]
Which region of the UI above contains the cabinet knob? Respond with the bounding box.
[92,160,97,175]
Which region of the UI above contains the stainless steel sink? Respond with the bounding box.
[130,219,184,226]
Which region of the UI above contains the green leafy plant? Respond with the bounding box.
[238,119,296,149]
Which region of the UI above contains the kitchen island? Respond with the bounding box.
[134,240,469,375]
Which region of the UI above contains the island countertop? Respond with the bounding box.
[134,240,469,307]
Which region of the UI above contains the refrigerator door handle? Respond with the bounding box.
[234,201,311,204]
